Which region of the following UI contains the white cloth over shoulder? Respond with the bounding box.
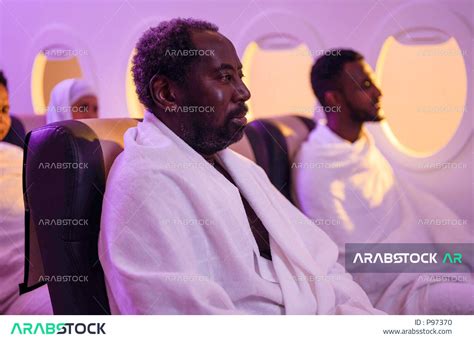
[46,78,96,123]
[292,121,474,314]
[0,142,52,314]
[99,111,381,315]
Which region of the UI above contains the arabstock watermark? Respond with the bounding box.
[41,105,93,113]
[417,49,467,57]
[164,161,211,169]
[290,105,341,113]
[345,243,473,273]
[44,48,89,58]
[417,162,467,170]
[165,105,215,113]
[416,105,465,114]
[38,275,89,283]
[419,274,469,283]
[11,322,105,335]
[164,274,208,282]
[159,218,215,227]
[38,162,88,169]
[417,218,467,226]
[38,218,88,227]
[165,49,215,57]
[298,49,343,57]
[291,161,344,169]
[293,274,342,282]
[296,217,341,226]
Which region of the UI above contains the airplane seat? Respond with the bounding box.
[21,118,138,314]
[3,115,26,148]
[20,114,314,314]
[246,115,316,201]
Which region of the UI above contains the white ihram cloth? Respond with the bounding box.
[292,122,474,314]
[0,142,52,314]
[99,111,381,315]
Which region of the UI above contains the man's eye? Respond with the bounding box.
[1,106,9,114]
[363,80,372,88]
[221,74,232,82]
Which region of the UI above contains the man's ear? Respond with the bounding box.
[324,91,339,107]
[149,74,176,110]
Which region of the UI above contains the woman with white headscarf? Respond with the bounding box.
[46,78,99,123]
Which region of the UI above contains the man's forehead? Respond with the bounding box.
[190,30,241,69]
[343,60,374,81]
[191,29,227,45]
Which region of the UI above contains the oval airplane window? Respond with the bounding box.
[364,3,472,168]
[242,41,315,121]
[125,48,145,118]
[376,36,467,156]
[31,45,83,115]
[236,10,324,121]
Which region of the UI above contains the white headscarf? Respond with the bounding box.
[46,78,96,123]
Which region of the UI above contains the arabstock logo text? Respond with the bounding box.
[345,243,473,273]
[10,322,106,335]
[352,252,461,264]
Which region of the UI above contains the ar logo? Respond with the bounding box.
[442,252,462,264]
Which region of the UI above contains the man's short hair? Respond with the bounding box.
[132,18,219,111]
[0,70,7,90]
[310,49,363,106]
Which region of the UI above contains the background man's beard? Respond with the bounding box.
[347,101,383,123]
[350,111,384,123]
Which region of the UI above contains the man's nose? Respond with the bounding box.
[374,85,382,99]
[234,80,251,102]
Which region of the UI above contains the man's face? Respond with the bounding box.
[338,60,383,123]
[71,95,99,120]
[171,30,251,155]
[0,85,11,140]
